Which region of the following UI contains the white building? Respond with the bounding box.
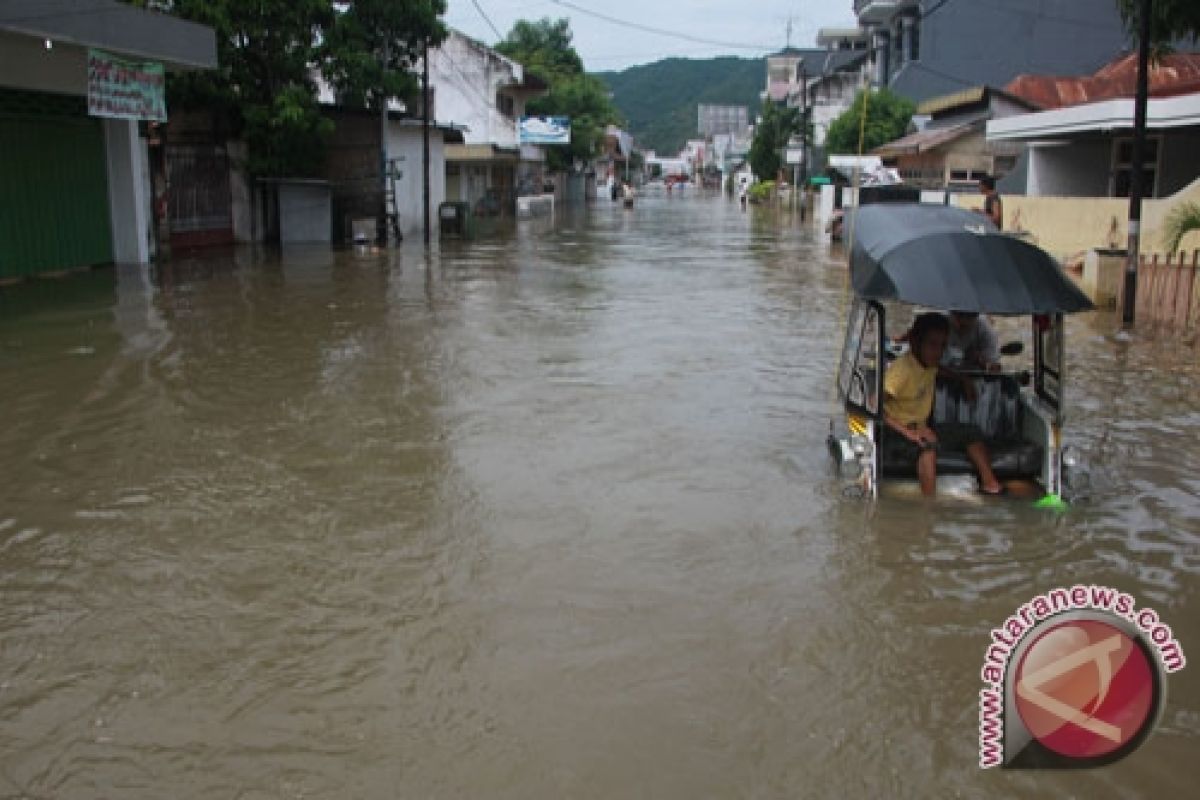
[428,30,549,213]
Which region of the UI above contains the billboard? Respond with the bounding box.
[87,49,167,122]
[520,116,571,145]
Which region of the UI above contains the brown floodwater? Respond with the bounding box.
[2,194,1198,798]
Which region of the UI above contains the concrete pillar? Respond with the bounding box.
[227,140,255,243]
[103,118,151,264]
[873,31,890,87]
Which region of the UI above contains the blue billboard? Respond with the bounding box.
[519,116,571,145]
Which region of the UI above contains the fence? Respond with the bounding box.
[1119,250,1200,329]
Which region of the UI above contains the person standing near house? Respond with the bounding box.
[979,174,1003,229]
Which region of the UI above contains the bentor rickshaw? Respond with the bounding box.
[828,203,1095,503]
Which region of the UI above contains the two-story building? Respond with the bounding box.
[1,0,216,280]
[761,40,870,173]
[430,30,548,216]
[852,0,1130,104]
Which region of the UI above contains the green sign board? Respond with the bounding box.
[87,48,167,122]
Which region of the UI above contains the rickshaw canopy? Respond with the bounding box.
[847,204,1095,315]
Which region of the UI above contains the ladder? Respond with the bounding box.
[384,156,405,242]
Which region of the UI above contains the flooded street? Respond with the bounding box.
[2,193,1199,797]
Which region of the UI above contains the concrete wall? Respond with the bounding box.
[951,176,1200,259]
[387,126,446,239]
[1027,139,1112,197]
[227,140,254,243]
[324,110,381,243]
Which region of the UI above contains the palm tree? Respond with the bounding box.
[1161,201,1200,255]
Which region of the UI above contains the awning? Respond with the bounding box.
[987,92,1200,141]
[0,0,216,71]
[446,144,520,164]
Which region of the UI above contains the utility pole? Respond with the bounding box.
[1121,0,1152,326]
[422,37,431,246]
[379,39,390,246]
[800,62,808,218]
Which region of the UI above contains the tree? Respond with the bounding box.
[495,18,583,80]
[824,89,915,156]
[124,1,447,178]
[123,0,334,177]
[495,18,620,171]
[1117,0,1200,49]
[748,101,801,181]
[318,0,447,110]
[1162,201,1200,254]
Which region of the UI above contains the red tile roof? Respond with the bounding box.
[1005,53,1200,110]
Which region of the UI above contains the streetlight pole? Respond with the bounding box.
[1121,0,1152,326]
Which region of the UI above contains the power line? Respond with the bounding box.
[921,0,959,20]
[549,0,776,52]
[469,0,504,42]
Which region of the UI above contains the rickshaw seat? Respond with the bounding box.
[879,374,1043,479]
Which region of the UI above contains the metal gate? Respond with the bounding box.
[0,88,112,280]
[167,144,233,247]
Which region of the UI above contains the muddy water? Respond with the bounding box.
[1,195,1198,798]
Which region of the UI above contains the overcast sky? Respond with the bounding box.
[443,0,860,72]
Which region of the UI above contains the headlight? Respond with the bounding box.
[1062,446,1079,468]
[851,434,870,457]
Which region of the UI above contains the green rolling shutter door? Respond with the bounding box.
[0,89,112,280]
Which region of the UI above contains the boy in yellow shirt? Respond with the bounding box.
[884,312,1003,497]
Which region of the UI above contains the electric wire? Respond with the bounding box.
[549,0,777,52]
[469,0,504,42]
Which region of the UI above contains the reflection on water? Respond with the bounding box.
[1,195,1198,797]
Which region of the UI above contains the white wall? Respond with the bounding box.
[1027,139,1111,197]
[103,118,151,264]
[430,31,526,148]
[387,126,446,238]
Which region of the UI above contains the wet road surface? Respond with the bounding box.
[2,193,1199,797]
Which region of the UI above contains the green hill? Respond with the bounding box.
[595,57,764,156]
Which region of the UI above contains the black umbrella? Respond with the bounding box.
[847,203,1095,314]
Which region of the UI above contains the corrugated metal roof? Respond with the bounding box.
[917,87,986,116]
[872,121,979,157]
[1005,53,1200,110]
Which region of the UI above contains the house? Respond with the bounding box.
[987,54,1200,198]
[808,31,872,155]
[0,0,216,279]
[987,90,1200,200]
[429,30,549,216]
[318,27,545,240]
[319,104,465,243]
[594,125,633,196]
[853,0,1131,104]
[761,42,870,173]
[873,86,1037,189]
